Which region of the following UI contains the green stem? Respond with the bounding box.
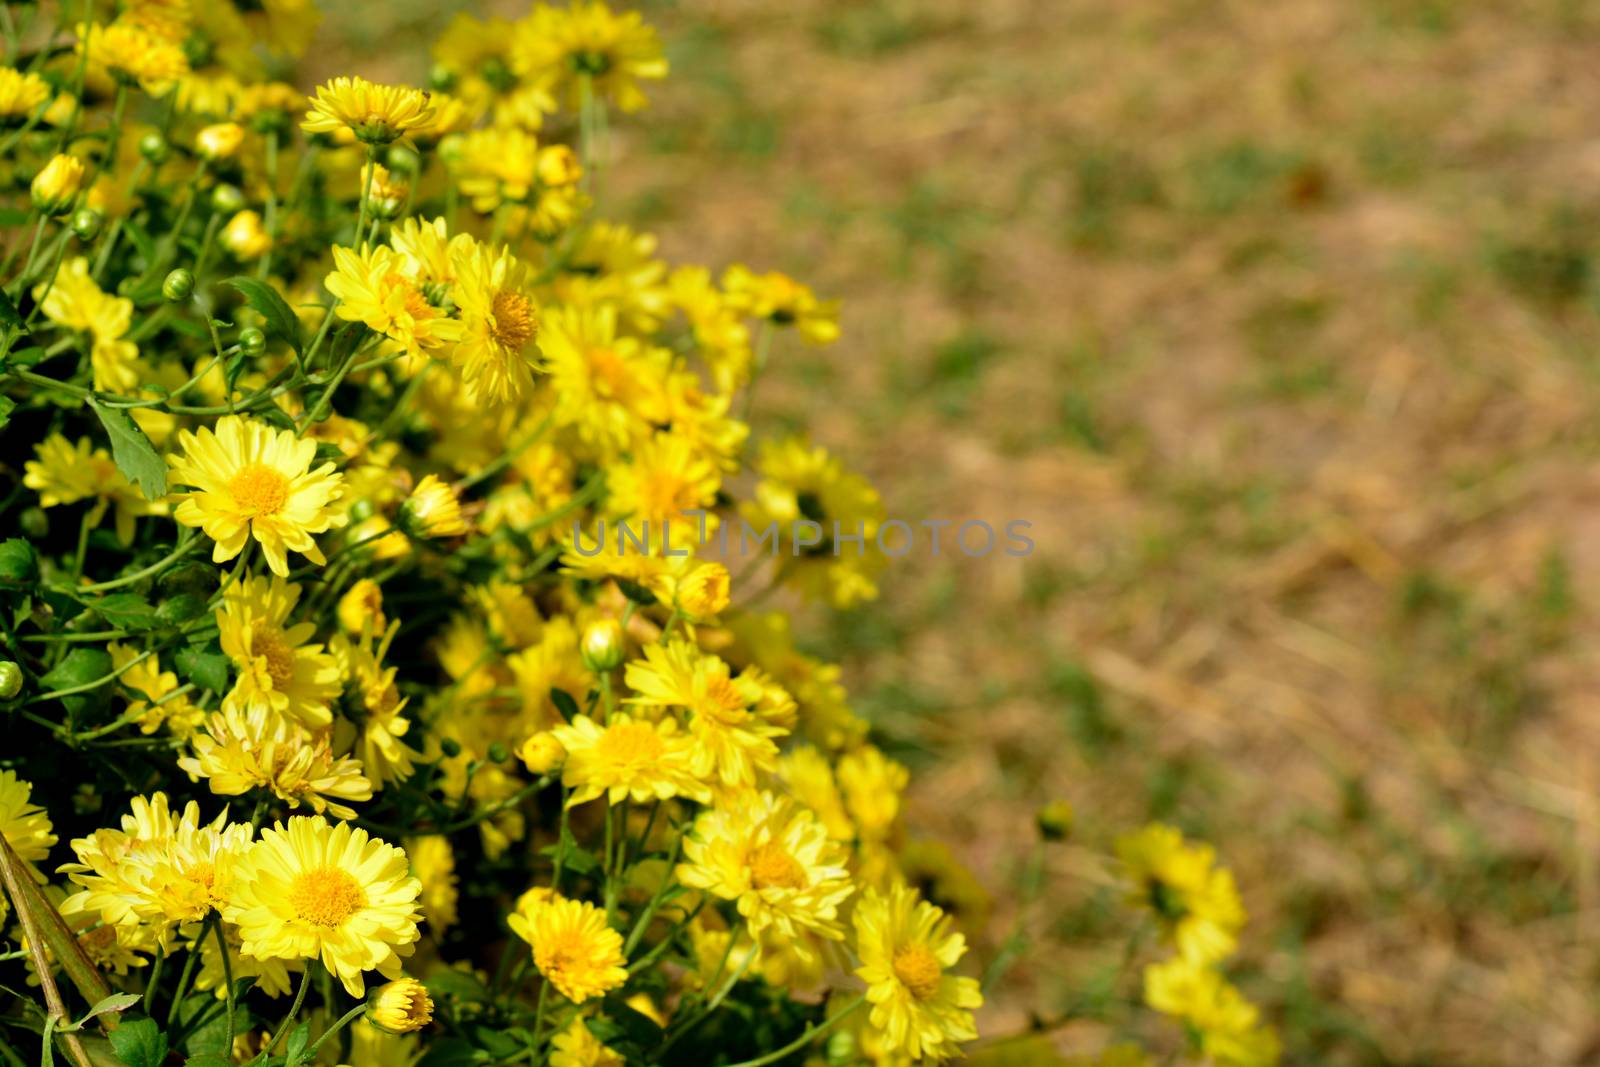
[303,1002,366,1061]
[721,997,867,1067]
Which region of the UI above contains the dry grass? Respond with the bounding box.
[332,1,1600,1061]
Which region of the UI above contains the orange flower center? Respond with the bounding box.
[699,672,748,725]
[747,841,806,890]
[289,866,366,927]
[892,944,943,1001]
[251,624,297,690]
[491,290,537,350]
[229,464,289,517]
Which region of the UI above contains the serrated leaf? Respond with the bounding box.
[87,397,167,502]
[284,1022,310,1067]
[222,276,304,353]
[107,1017,166,1067]
[93,593,160,631]
[173,645,229,694]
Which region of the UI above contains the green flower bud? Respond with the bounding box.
[162,268,195,302]
[580,618,626,672]
[487,742,509,764]
[0,661,22,700]
[439,737,462,759]
[69,208,102,241]
[238,326,267,356]
[210,183,246,214]
[138,131,169,164]
[427,64,457,92]
[18,508,47,539]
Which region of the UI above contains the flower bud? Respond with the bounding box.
[18,508,48,539]
[1036,800,1074,842]
[401,474,468,539]
[31,154,84,215]
[427,64,456,92]
[137,131,169,164]
[517,731,566,776]
[368,977,433,1034]
[675,561,730,619]
[162,268,195,302]
[210,183,246,214]
[536,144,581,188]
[338,578,386,636]
[196,122,245,161]
[487,742,509,764]
[439,737,462,759]
[580,618,626,673]
[223,209,272,259]
[0,661,22,700]
[238,326,266,357]
[69,208,102,241]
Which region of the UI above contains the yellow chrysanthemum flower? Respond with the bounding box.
[78,20,190,96]
[625,640,793,790]
[551,711,707,808]
[33,258,142,392]
[109,643,203,738]
[335,623,424,789]
[448,241,541,406]
[722,264,841,345]
[777,746,855,843]
[507,895,626,1004]
[301,76,435,144]
[549,1016,624,1067]
[677,791,853,951]
[853,884,982,1062]
[837,744,907,846]
[0,770,55,873]
[222,209,272,258]
[1143,957,1281,1067]
[224,816,422,997]
[24,434,159,545]
[369,977,434,1033]
[0,66,50,119]
[540,303,670,456]
[511,1,668,114]
[169,414,347,576]
[1116,823,1246,965]
[178,705,373,819]
[606,432,721,535]
[740,436,886,608]
[326,244,463,357]
[217,574,341,729]
[337,577,387,637]
[406,835,459,935]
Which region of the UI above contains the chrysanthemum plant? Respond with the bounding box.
[0,4,1279,1067]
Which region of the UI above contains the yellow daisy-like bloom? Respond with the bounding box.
[301,76,435,145]
[338,578,387,637]
[511,1,668,114]
[326,244,463,357]
[232,82,306,127]
[169,414,347,576]
[606,432,721,535]
[1143,957,1281,1067]
[1116,823,1246,965]
[540,304,670,457]
[222,209,272,258]
[778,746,854,843]
[739,436,886,609]
[406,835,459,935]
[30,153,84,213]
[551,713,708,808]
[78,21,190,96]
[59,793,252,942]
[452,127,541,215]
[0,770,55,873]
[853,884,982,1062]
[671,560,731,619]
[33,258,142,393]
[390,216,471,288]
[549,1016,625,1067]
[448,241,541,406]
[722,264,841,346]
[837,744,907,846]
[109,644,203,738]
[369,977,434,1033]
[224,816,422,997]
[178,705,373,820]
[217,574,341,729]
[0,67,50,120]
[401,474,468,538]
[508,895,626,1004]
[24,434,159,545]
[625,640,793,790]
[677,791,853,950]
[336,624,424,789]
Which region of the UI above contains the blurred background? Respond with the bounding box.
[326,2,1600,1063]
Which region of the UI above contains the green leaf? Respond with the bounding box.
[284,1022,310,1067]
[87,397,167,502]
[39,646,114,717]
[182,1056,233,1067]
[0,394,14,429]
[0,287,23,331]
[222,276,304,353]
[71,992,142,1031]
[0,538,38,586]
[157,592,208,626]
[93,593,160,631]
[414,1038,488,1067]
[107,1015,166,1067]
[423,968,491,1004]
[549,687,579,722]
[174,645,229,694]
